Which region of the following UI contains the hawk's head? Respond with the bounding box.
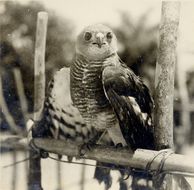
[76,24,118,60]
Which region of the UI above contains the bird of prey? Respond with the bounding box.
[38,24,155,190]
[69,24,155,189]
[70,24,154,150]
[35,23,192,190]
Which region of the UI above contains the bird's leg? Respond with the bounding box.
[79,131,105,156]
[107,125,128,147]
[115,143,123,148]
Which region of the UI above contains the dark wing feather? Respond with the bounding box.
[102,62,154,150]
[34,67,96,142]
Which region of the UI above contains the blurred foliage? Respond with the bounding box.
[114,11,158,91]
[0,1,75,111]
[187,71,194,102]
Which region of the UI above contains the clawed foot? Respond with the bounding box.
[79,142,95,157]
[119,166,131,181]
[116,143,123,148]
[29,139,49,159]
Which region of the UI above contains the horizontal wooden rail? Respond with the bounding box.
[1,136,194,176]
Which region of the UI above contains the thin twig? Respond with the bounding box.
[80,160,86,190]
[0,76,22,134]
[56,160,62,190]
[13,68,29,129]
[11,150,17,190]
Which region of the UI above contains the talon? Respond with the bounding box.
[79,142,95,156]
[116,143,123,148]
[79,148,87,157]
[40,151,49,159]
[29,139,49,159]
[121,167,131,180]
[123,174,130,180]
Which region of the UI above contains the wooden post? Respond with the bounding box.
[33,12,48,122]
[28,12,48,190]
[154,2,180,190]
[154,1,180,150]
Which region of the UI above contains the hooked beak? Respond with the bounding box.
[96,33,105,48]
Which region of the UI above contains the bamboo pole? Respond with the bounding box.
[28,12,48,190]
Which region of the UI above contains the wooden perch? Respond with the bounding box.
[2,136,194,176]
[32,138,194,175]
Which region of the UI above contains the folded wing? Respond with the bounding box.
[102,62,154,150]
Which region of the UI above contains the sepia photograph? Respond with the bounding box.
[0,0,194,189]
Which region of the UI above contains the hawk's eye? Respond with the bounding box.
[106,32,113,39]
[84,32,92,41]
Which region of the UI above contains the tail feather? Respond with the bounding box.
[131,171,153,190]
[94,162,133,190]
[94,162,112,190]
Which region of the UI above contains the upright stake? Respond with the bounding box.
[33,12,48,122]
[154,1,180,150]
[28,12,48,190]
[154,2,180,190]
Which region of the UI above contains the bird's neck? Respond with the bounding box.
[76,52,118,63]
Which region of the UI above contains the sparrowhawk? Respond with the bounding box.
[38,24,155,190]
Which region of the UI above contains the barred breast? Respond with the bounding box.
[70,54,116,131]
